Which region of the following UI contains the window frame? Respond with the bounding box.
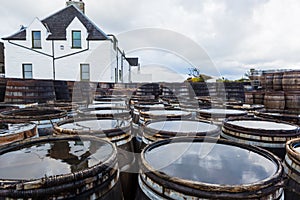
[72,30,82,49]
[80,64,90,81]
[32,31,42,49]
[22,64,33,79]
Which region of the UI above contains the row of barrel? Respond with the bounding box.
[260,70,300,91]
[0,91,300,199]
[0,78,247,105]
[245,90,300,113]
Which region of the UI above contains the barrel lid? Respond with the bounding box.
[226,119,298,131]
[0,123,36,136]
[145,120,219,134]
[58,118,130,132]
[198,108,247,116]
[0,136,115,180]
[142,137,281,187]
[140,110,191,118]
[82,109,130,115]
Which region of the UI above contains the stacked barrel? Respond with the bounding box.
[246,70,300,113]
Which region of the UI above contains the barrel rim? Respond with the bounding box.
[141,136,284,194]
[140,109,192,119]
[223,117,300,136]
[0,107,68,121]
[0,135,117,185]
[53,117,131,137]
[143,119,220,136]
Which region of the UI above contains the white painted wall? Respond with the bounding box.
[4,17,130,83]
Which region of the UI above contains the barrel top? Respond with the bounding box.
[0,137,114,180]
[144,139,279,186]
[59,119,130,131]
[84,109,130,115]
[227,120,298,131]
[198,108,247,115]
[141,110,191,117]
[88,103,126,109]
[0,123,36,136]
[146,120,219,133]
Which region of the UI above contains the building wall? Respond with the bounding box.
[3,17,127,82]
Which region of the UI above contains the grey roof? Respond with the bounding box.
[2,5,108,41]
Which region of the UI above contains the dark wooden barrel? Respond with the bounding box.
[53,118,136,200]
[244,92,253,104]
[136,83,160,98]
[53,80,70,101]
[282,70,300,91]
[79,107,131,119]
[136,137,284,199]
[37,102,79,118]
[254,110,300,126]
[0,78,7,102]
[5,79,56,103]
[70,81,97,104]
[0,135,123,199]
[0,121,37,146]
[222,118,300,159]
[265,73,274,91]
[252,90,265,104]
[142,119,220,145]
[196,108,247,125]
[283,138,300,199]
[273,72,283,91]
[264,92,285,111]
[285,92,300,113]
[0,107,67,136]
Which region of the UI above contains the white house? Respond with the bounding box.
[2,0,134,83]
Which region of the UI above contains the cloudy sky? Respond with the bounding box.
[1,0,300,81]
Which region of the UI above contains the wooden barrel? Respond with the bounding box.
[37,102,79,118]
[0,107,67,136]
[136,137,284,199]
[142,119,220,145]
[136,83,160,98]
[264,92,285,111]
[255,110,300,126]
[285,92,300,113]
[196,108,247,125]
[53,118,136,200]
[222,118,300,159]
[282,70,300,91]
[284,138,300,199]
[53,80,70,101]
[265,73,274,91]
[5,79,56,103]
[79,107,131,120]
[0,78,7,102]
[273,72,283,91]
[244,92,253,104]
[252,91,265,105]
[70,81,97,104]
[0,121,37,146]
[0,135,123,199]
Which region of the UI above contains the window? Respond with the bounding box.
[80,64,90,81]
[72,31,81,48]
[0,64,4,74]
[32,31,41,48]
[23,64,33,79]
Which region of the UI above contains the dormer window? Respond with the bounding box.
[72,30,81,48]
[32,31,41,49]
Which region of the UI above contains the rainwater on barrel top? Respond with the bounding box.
[145,142,277,185]
[0,123,35,136]
[59,119,129,130]
[147,120,218,133]
[0,140,113,179]
[228,120,298,130]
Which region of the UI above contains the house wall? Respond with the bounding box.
[3,17,127,82]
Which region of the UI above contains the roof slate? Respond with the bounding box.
[2,5,108,41]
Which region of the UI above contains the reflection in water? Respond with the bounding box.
[228,120,297,131]
[147,120,218,133]
[60,119,129,131]
[145,142,277,185]
[0,140,113,180]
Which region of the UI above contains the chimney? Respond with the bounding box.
[66,0,85,14]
